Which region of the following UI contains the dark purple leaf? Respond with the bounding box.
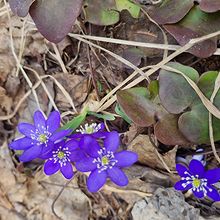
[199,0,220,13]
[149,0,194,24]
[9,0,35,17]
[159,62,199,114]
[117,87,156,127]
[122,47,143,69]
[155,113,189,145]
[29,0,83,43]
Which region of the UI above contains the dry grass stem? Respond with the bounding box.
[4,0,41,110]
[41,75,77,113]
[23,66,59,112]
[51,43,68,74]
[209,72,220,164]
[69,34,220,56]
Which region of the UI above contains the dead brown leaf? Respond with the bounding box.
[128,134,177,171]
[54,73,88,111]
[122,123,146,146]
[0,86,13,114]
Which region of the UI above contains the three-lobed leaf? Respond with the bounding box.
[117,65,220,145]
[117,85,190,145]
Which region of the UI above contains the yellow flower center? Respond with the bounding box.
[57,151,65,159]
[193,178,201,188]
[39,134,47,143]
[101,156,109,165]
[85,127,94,134]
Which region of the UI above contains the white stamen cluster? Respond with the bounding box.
[76,123,102,134]
[181,171,212,196]
[93,148,118,173]
[30,124,52,146]
[50,146,71,167]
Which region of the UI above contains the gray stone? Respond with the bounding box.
[132,188,201,220]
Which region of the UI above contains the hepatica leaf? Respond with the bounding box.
[116,87,156,127]
[148,80,159,100]
[198,71,220,101]
[84,0,119,26]
[122,47,143,68]
[155,113,189,145]
[159,62,199,114]
[179,103,209,144]
[117,85,189,145]
[29,0,83,43]
[84,0,140,26]
[9,0,35,17]
[115,0,141,18]
[87,111,115,121]
[115,104,132,124]
[149,0,194,24]
[179,71,220,144]
[164,6,220,58]
[199,0,220,13]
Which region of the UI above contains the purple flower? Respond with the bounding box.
[10,110,70,162]
[70,123,106,139]
[75,131,138,192]
[175,159,220,201]
[43,139,85,179]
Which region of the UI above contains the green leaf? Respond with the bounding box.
[116,87,156,127]
[159,62,199,114]
[115,0,141,18]
[197,71,220,99]
[61,108,88,131]
[179,71,220,143]
[97,81,103,93]
[84,0,119,26]
[178,102,220,144]
[88,111,115,121]
[84,0,141,26]
[148,80,159,100]
[115,104,132,124]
